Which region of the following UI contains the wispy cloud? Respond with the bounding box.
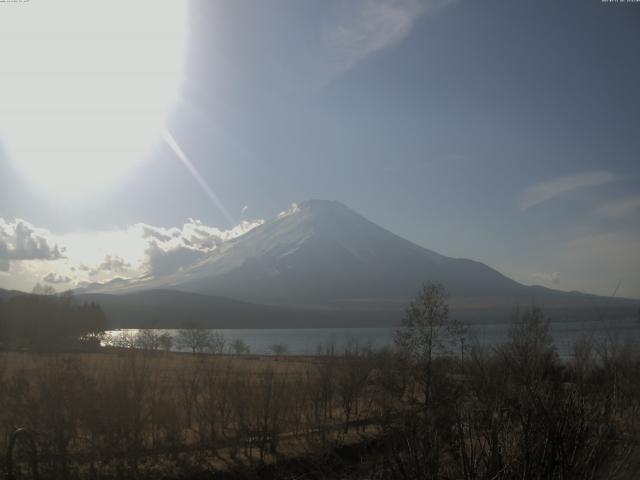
[520,171,616,210]
[595,195,640,218]
[320,0,455,82]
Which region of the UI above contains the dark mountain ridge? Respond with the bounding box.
[0,287,636,330]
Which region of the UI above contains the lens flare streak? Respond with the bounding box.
[162,128,236,227]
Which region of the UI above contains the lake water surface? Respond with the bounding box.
[107,318,640,357]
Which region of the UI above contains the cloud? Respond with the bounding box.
[89,255,131,277]
[141,225,175,243]
[0,219,64,269]
[43,272,72,284]
[64,218,264,283]
[144,242,206,277]
[531,271,560,286]
[139,219,262,251]
[520,171,616,210]
[320,0,454,82]
[140,219,263,276]
[595,195,640,219]
[85,218,263,282]
[278,203,301,218]
[76,277,133,292]
[0,216,264,292]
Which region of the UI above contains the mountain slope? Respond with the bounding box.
[101,200,631,313]
[172,200,519,305]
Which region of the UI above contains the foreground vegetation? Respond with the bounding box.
[0,292,106,351]
[0,285,638,479]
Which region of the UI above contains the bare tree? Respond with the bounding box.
[230,338,250,355]
[177,328,212,354]
[158,332,173,352]
[206,331,226,355]
[394,282,459,405]
[251,367,290,461]
[106,330,138,349]
[501,305,557,386]
[337,349,370,432]
[269,343,289,356]
[136,329,161,351]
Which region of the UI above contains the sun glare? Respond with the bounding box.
[0,0,187,198]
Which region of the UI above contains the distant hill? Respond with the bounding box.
[0,288,23,302]
[74,289,401,329]
[1,286,635,330]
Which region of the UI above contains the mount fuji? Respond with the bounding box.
[74,200,636,327]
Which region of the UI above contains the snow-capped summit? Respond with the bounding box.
[110,199,524,307]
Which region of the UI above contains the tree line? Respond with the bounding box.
[0,292,107,351]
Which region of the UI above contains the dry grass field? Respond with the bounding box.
[0,347,384,479]
[1,307,640,480]
[0,349,317,379]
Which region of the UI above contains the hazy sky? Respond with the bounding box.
[1,0,639,298]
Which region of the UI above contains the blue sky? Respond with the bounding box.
[0,0,639,297]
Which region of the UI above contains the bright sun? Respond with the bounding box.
[0,0,187,198]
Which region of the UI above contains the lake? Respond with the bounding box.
[106,317,640,357]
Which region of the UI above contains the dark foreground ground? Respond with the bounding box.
[2,320,640,480]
